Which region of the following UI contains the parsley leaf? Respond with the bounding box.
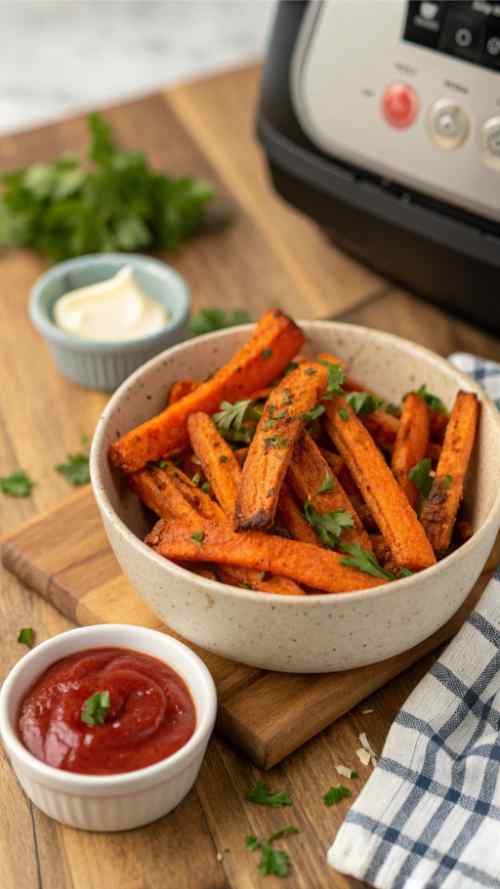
[339,408,349,421]
[191,472,201,487]
[416,385,448,415]
[81,690,110,726]
[323,785,352,806]
[191,531,205,546]
[188,308,250,337]
[264,435,289,450]
[246,781,292,808]
[304,503,353,548]
[0,112,214,261]
[17,627,34,647]
[441,474,453,491]
[245,826,299,878]
[0,469,34,497]
[346,391,384,416]
[55,452,90,486]
[302,404,326,424]
[340,543,395,580]
[319,360,345,399]
[213,399,261,444]
[409,458,433,498]
[317,472,334,495]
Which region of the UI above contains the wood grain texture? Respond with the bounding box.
[0,64,499,889]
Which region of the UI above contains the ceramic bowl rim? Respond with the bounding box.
[90,319,500,607]
[29,253,191,354]
[0,624,217,791]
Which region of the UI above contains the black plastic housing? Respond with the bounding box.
[256,1,500,331]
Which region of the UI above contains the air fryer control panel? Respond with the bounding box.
[291,1,500,222]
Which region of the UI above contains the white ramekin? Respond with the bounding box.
[0,625,216,831]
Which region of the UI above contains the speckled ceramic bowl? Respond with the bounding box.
[91,322,500,673]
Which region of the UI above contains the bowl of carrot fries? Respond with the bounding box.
[91,310,500,672]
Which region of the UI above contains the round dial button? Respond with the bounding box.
[427,100,469,150]
[382,83,419,129]
[481,117,500,170]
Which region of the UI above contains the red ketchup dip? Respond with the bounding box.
[18,647,196,775]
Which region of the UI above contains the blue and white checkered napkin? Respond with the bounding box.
[328,353,500,889]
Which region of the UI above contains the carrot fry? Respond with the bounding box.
[391,393,430,508]
[421,391,479,557]
[168,379,199,405]
[147,519,386,594]
[235,362,328,530]
[216,565,303,596]
[188,412,241,515]
[109,308,305,473]
[362,410,399,454]
[287,433,372,550]
[161,463,224,523]
[325,397,436,571]
[132,464,224,529]
[129,468,173,520]
[277,483,318,544]
[320,450,344,475]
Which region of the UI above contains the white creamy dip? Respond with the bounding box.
[54,266,169,341]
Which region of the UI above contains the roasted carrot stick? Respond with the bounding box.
[216,565,303,596]
[287,433,372,550]
[235,361,329,530]
[146,519,386,594]
[421,391,479,557]
[109,309,305,473]
[168,379,199,406]
[188,412,241,515]
[277,483,318,544]
[391,393,430,508]
[325,397,436,571]
[131,464,224,528]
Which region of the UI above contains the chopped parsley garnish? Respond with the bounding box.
[188,308,250,337]
[319,360,345,399]
[441,474,453,491]
[265,435,289,449]
[191,531,205,546]
[323,785,352,807]
[201,482,210,493]
[304,504,353,548]
[283,361,299,377]
[409,458,433,498]
[17,627,34,647]
[340,543,395,580]
[157,460,167,469]
[0,112,214,262]
[346,391,384,416]
[416,385,448,415]
[339,408,349,421]
[317,472,334,495]
[261,348,273,360]
[55,452,90,486]
[191,472,201,486]
[0,469,34,497]
[246,781,292,808]
[81,690,110,726]
[263,419,276,430]
[213,399,261,444]
[245,826,299,878]
[398,567,414,578]
[385,402,401,417]
[302,404,326,424]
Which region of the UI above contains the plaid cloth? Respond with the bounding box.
[328,353,500,889]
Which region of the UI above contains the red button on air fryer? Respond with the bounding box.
[382,83,419,129]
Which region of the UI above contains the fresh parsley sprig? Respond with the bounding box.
[340,543,395,581]
[188,308,250,337]
[0,113,214,261]
[81,690,111,727]
[304,504,353,548]
[56,452,90,486]
[319,360,345,399]
[346,391,384,416]
[409,458,433,498]
[416,385,448,415]
[323,785,352,807]
[246,781,292,808]
[213,399,262,444]
[245,826,299,878]
[0,469,34,497]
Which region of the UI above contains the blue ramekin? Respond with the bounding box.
[29,253,191,391]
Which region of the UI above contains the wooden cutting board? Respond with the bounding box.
[2,486,492,769]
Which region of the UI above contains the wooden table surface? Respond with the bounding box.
[1,65,500,889]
